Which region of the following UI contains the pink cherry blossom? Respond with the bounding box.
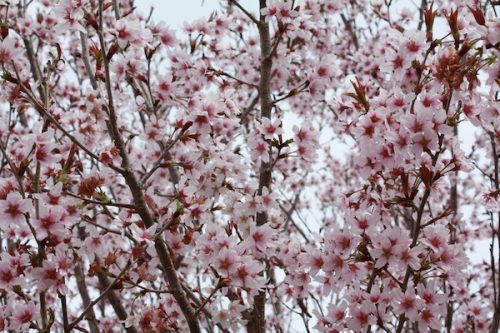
[0,261,18,289]
[0,192,31,228]
[10,302,37,331]
[0,38,22,63]
[33,205,66,240]
[257,118,283,139]
[393,288,424,321]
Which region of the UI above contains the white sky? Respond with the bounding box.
[137,0,258,27]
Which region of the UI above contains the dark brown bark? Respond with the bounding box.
[490,132,500,333]
[247,1,273,332]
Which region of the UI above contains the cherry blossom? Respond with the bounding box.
[0,192,31,228]
[10,302,37,331]
[0,38,22,63]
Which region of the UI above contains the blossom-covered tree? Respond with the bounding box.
[0,0,498,332]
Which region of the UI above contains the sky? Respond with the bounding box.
[138,0,257,27]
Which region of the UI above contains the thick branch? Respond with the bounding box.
[95,2,200,331]
[248,1,273,332]
[490,131,500,333]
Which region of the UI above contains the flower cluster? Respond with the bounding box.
[0,0,497,332]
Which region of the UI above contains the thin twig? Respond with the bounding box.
[229,0,259,25]
[74,263,100,333]
[194,279,222,316]
[64,191,135,209]
[69,261,132,331]
[79,31,98,89]
[140,126,190,184]
[340,13,359,49]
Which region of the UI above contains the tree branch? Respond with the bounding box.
[228,0,259,25]
[95,2,201,331]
